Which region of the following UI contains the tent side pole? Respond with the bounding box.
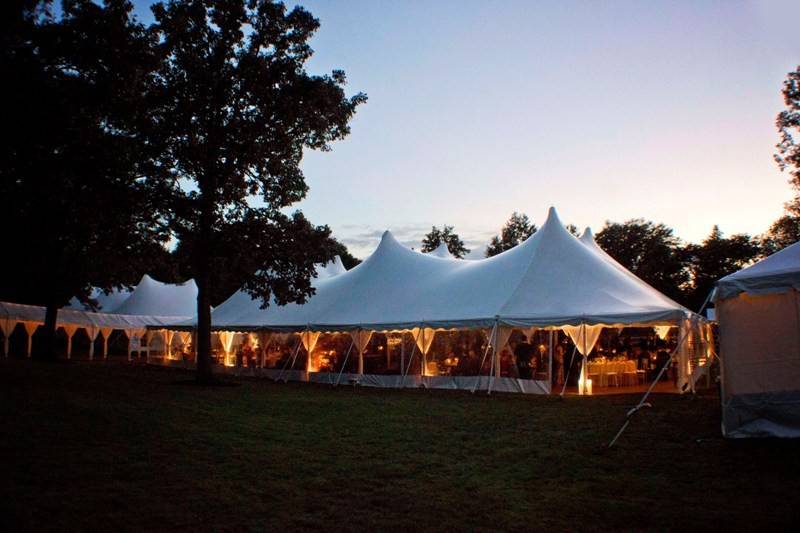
[399,329,421,389]
[488,322,500,395]
[472,324,496,394]
[559,343,579,397]
[548,329,554,394]
[580,322,587,395]
[260,332,271,369]
[335,335,357,387]
[276,333,302,382]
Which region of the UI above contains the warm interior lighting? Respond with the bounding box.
[578,376,593,395]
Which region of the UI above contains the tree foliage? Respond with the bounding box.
[421,226,469,258]
[761,214,800,255]
[776,65,800,207]
[329,239,362,270]
[684,226,761,311]
[0,0,169,356]
[147,0,366,382]
[595,219,689,303]
[485,212,537,257]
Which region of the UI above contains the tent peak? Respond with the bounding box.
[428,242,456,259]
[543,206,564,228]
[579,227,595,242]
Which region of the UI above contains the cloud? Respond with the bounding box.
[333,224,498,260]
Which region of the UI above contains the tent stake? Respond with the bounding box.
[608,328,690,448]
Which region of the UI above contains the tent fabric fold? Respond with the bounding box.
[562,324,604,356]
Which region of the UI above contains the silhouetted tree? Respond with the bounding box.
[421,226,469,258]
[763,67,800,254]
[485,212,537,257]
[329,239,362,269]
[146,0,365,383]
[761,214,800,254]
[595,219,689,304]
[776,65,800,209]
[684,226,761,311]
[0,0,169,358]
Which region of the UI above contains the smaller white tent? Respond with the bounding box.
[316,256,348,279]
[425,242,457,260]
[65,287,133,313]
[715,241,800,438]
[114,275,198,317]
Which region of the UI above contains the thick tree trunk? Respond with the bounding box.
[195,269,214,384]
[195,192,215,384]
[42,303,59,361]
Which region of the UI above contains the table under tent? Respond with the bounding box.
[715,239,800,437]
[173,207,711,395]
[0,275,197,360]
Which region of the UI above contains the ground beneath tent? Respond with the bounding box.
[1,360,798,532]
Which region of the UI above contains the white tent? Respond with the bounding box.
[715,240,800,438]
[114,275,198,316]
[1,275,197,360]
[65,286,133,312]
[316,255,348,279]
[204,208,704,393]
[211,208,694,330]
[425,242,457,259]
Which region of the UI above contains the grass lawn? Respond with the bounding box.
[1,360,799,532]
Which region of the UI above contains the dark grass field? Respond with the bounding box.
[1,360,799,532]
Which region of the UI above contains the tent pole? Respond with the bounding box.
[472,324,497,394]
[559,343,579,397]
[488,320,501,395]
[335,334,357,387]
[89,329,95,361]
[399,329,421,389]
[276,332,302,382]
[580,322,587,395]
[284,329,308,383]
[548,329,554,394]
[260,332,271,369]
[608,327,691,448]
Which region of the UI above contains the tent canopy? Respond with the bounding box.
[0,300,188,329]
[65,286,133,313]
[715,240,800,301]
[426,242,457,260]
[114,275,198,316]
[207,207,696,331]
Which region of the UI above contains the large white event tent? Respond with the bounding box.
[715,240,800,438]
[201,208,709,394]
[0,274,198,360]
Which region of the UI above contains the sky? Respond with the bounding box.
[133,0,800,259]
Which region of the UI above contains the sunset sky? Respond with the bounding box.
[133,0,800,258]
